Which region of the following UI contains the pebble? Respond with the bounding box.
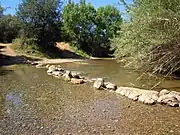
[22,123,26,128]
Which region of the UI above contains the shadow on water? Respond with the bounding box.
[0,44,42,66]
[0,54,42,67]
[0,45,27,66]
[40,45,84,59]
[0,55,23,66]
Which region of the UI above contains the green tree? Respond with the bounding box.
[0,4,20,43]
[112,0,180,75]
[63,1,96,54]
[0,15,21,43]
[0,4,4,18]
[17,0,62,48]
[93,5,122,56]
[63,1,122,57]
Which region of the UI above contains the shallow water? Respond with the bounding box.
[61,60,180,91]
[0,60,180,135]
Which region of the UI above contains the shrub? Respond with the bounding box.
[112,0,180,75]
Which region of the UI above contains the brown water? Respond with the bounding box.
[0,60,180,135]
[61,60,180,91]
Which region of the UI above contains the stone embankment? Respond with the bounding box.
[38,64,180,107]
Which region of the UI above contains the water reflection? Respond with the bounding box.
[60,60,169,90]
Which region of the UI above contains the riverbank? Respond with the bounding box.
[0,42,115,67]
[0,43,87,66]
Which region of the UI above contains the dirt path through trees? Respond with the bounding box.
[0,43,16,56]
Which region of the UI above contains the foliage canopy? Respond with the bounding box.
[63,1,122,56]
[0,5,20,43]
[112,0,180,75]
[17,0,62,48]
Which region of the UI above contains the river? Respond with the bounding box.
[0,60,180,135]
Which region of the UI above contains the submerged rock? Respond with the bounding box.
[104,82,117,90]
[36,63,44,68]
[81,78,90,83]
[57,67,64,72]
[62,70,72,81]
[91,78,98,82]
[93,78,104,90]
[47,65,56,73]
[57,65,61,68]
[71,71,81,79]
[79,76,86,79]
[46,64,50,69]
[169,91,180,101]
[168,100,179,107]
[31,62,38,65]
[71,78,84,84]
[52,71,62,76]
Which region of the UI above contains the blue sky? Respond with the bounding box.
[0,0,133,15]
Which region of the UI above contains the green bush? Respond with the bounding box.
[112,0,180,75]
[12,38,48,58]
[0,12,21,43]
[70,43,89,58]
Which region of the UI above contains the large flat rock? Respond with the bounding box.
[116,87,159,105]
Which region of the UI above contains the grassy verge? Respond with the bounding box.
[70,43,89,58]
[12,38,90,59]
[12,38,50,59]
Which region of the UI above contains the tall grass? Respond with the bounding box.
[112,0,180,75]
[12,38,49,58]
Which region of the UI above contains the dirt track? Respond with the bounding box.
[0,43,84,66]
[0,43,16,56]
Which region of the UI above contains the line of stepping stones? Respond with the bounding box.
[42,65,180,107]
